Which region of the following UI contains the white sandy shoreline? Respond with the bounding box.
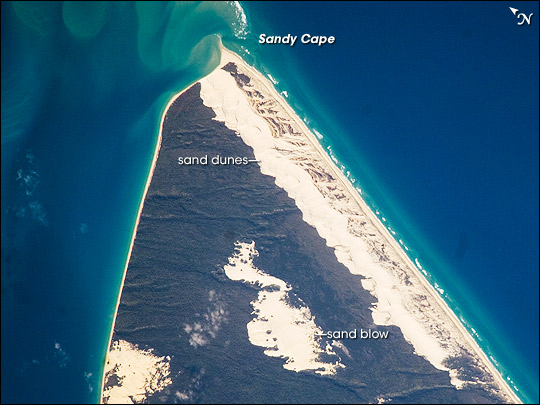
[214,44,521,404]
[98,83,198,402]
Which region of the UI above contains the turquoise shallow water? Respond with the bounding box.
[1,2,246,402]
[1,2,538,403]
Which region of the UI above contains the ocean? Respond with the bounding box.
[1,2,537,403]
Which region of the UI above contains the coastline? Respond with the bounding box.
[216,44,521,404]
[98,85,194,402]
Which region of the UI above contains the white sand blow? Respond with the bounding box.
[102,339,172,404]
[224,241,343,375]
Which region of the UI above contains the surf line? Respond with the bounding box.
[204,43,522,404]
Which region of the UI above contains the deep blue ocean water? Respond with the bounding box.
[1,2,538,403]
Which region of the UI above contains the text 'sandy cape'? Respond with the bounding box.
[259,34,336,46]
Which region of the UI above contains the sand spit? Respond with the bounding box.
[101,42,520,403]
